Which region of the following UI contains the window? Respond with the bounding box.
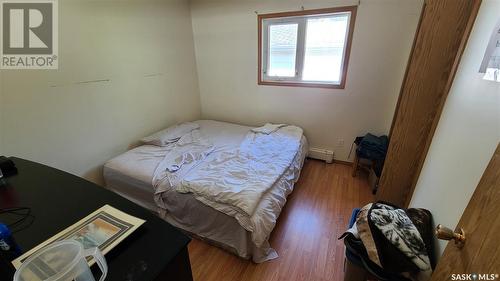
[258,7,357,89]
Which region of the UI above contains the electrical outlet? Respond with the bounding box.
[337,139,345,146]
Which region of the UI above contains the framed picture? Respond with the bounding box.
[480,18,500,82]
[12,205,145,268]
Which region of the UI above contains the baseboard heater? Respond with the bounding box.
[308,147,334,164]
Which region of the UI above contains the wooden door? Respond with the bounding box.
[431,144,500,280]
[376,0,482,207]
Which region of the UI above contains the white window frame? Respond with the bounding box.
[258,7,357,89]
[262,18,306,82]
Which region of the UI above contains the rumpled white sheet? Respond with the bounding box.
[251,123,287,134]
[176,125,303,246]
[152,130,214,190]
[141,122,200,146]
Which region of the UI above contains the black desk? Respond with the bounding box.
[0,157,193,281]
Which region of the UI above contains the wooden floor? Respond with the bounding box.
[188,159,374,281]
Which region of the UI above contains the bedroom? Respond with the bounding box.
[0,0,499,280]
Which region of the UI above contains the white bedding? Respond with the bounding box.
[170,125,303,248]
[178,125,303,216]
[103,120,308,262]
[152,129,215,188]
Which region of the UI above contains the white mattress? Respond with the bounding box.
[103,120,308,262]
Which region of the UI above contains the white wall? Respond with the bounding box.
[410,0,500,255]
[0,0,201,183]
[190,0,423,161]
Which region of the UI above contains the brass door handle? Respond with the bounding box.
[435,224,466,248]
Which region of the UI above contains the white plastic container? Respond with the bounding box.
[13,240,107,281]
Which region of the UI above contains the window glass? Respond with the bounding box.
[302,15,349,82]
[268,23,299,77]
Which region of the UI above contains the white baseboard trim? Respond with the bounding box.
[308,147,334,164]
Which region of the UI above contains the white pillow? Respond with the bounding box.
[141,122,199,146]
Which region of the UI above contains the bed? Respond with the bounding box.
[103,120,308,262]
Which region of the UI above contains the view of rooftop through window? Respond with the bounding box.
[268,24,298,77]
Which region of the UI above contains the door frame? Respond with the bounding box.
[376,0,483,207]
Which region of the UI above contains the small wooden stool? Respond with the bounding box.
[351,143,372,177]
[352,151,360,177]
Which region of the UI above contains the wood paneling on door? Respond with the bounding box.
[376,0,482,207]
[431,144,500,279]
